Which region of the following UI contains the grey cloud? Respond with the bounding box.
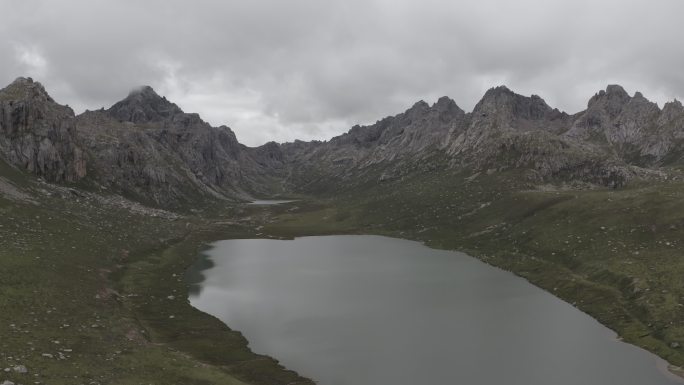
[1,0,683,146]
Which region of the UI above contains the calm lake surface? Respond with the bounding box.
[187,235,682,385]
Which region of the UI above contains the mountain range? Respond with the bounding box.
[1,77,682,208]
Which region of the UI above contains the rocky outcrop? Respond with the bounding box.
[107,86,184,124]
[564,85,684,165]
[74,86,286,206]
[281,84,684,192]
[0,78,287,206]
[445,87,572,162]
[282,97,466,174]
[0,77,86,183]
[651,100,684,164]
[470,86,568,129]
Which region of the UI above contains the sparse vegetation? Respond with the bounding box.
[0,163,311,385]
[267,166,684,371]
[3,152,684,384]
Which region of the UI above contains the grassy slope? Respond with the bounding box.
[0,161,312,385]
[265,168,684,371]
[114,220,314,385]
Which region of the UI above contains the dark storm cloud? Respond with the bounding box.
[1,0,683,145]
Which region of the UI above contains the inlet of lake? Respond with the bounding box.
[187,235,683,385]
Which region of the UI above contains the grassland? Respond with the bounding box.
[2,158,684,384]
[266,167,684,373]
[0,161,312,384]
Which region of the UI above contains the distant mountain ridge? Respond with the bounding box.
[1,77,682,207]
[280,84,682,193]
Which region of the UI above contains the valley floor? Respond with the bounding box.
[2,166,684,384]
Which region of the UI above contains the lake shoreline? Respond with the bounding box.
[116,222,316,385]
[188,234,684,384]
[114,199,684,384]
[259,192,684,378]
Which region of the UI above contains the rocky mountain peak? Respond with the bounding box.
[405,97,465,119]
[587,85,631,116]
[413,99,429,107]
[626,91,660,116]
[128,85,160,98]
[475,85,513,106]
[0,77,55,103]
[486,85,513,95]
[432,96,465,122]
[407,99,429,112]
[107,85,183,123]
[0,77,86,183]
[663,99,683,114]
[659,99,684,124]
[433,96,458,111]
[473,85,553,120]
[605,84,629,97]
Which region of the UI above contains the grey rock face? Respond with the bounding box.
[107,86,183,123]
[73,86,287,206]
[473,86,563,122]
[0,77,86,183]
[565,86,684,165]
[284,96,466,169]
[283,85,683,192]
[0,78,286,206]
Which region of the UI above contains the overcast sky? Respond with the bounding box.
[1,0,683,146]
